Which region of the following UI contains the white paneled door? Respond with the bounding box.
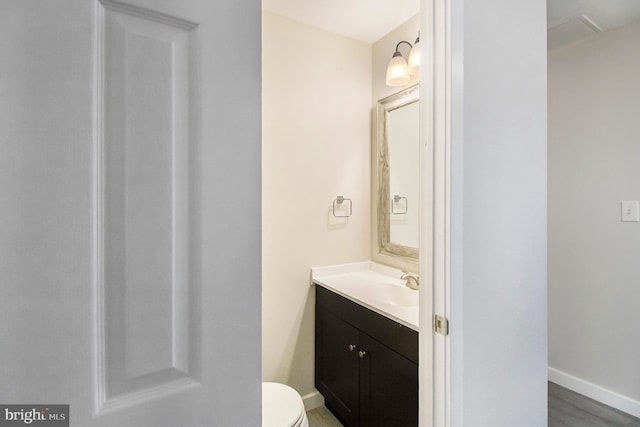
[0,0,261,426]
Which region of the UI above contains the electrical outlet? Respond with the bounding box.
[621,200,640,222]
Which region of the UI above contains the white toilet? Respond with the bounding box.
[262,382,309,427]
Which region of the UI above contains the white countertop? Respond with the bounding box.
[311,261,419,331]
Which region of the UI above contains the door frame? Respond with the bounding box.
[419,0,451,425]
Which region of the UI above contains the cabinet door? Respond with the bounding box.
[316,308,361,427]
[359,333,418,427]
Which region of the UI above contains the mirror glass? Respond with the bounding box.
[377,85,419,261]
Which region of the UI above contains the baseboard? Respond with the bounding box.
[302,389,324,412]
[549,367,640,418]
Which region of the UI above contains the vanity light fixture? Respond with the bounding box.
[407,32,420,75]
[385,31,420,87]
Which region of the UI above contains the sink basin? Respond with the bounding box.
[311,262,420,329]
[363,283,418,307]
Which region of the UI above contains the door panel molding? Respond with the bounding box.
[92,0,201,414]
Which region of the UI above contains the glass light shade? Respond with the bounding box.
[386,52,410,87]
[408,41,420,76]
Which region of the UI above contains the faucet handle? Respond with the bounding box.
[401,271,419,290]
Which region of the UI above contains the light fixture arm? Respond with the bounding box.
[394,40,413,55]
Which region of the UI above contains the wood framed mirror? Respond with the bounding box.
[376,84,419,261]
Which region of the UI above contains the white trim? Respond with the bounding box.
[549,367,640,418]
[301,390,325,412]
[92,0,106,414]
[419,0,451,426]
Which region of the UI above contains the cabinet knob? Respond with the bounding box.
[358,350,367,359]
[348,344,357,352]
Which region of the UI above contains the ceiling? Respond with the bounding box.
[547,0,640,49]
[262,0,640,49]
[261,0,419,43]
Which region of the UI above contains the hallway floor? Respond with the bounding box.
[307,383,640,427]
[549,382,640,427]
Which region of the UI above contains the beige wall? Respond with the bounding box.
[371,14,420,271]
[261,11,372,399]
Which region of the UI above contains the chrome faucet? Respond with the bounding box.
[401,271,419,290]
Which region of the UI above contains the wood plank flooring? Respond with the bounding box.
[308,383,640,427]
[549,382,640,427]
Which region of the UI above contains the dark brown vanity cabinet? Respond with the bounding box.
[315,286,418,427]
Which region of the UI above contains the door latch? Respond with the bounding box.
[434,315,449,336]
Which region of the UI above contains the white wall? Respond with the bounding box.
[262,11,372,401]
[449,0,548,425]
[371,14,421,271]
[548,20,640,413]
